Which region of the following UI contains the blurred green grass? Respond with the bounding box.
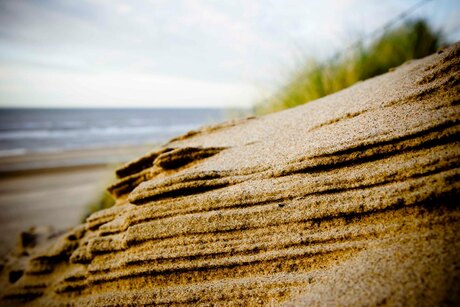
[255,19,445,114]
[81,166,117,221]
[82,190,115,222]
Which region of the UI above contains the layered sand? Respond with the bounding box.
[0,43,459,305]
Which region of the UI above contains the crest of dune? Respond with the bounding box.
[1,43,459,306]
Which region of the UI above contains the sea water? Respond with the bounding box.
[0,108,226,157]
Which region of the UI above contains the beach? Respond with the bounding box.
[0,45,459,305]
[0,107,225,256]
[0,144,154,256]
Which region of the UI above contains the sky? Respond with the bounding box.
[0,0,459,108]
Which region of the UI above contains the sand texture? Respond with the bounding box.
[1,43,459,306]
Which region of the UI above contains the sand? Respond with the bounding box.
[0,166,112,257]
[0,43,459,306]
[0,145,154,257]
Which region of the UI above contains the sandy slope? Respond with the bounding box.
[0,43,459,306]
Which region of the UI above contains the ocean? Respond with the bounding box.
[0,108,227,157]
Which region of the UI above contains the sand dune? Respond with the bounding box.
[0,43,459,305]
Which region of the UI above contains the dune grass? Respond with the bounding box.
[255,19,445,114]
[82,190,115,221]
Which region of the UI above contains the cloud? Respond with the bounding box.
[0,65,258,108]
[0,0,459,108]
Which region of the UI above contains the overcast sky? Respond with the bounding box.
[0,0,459,108]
